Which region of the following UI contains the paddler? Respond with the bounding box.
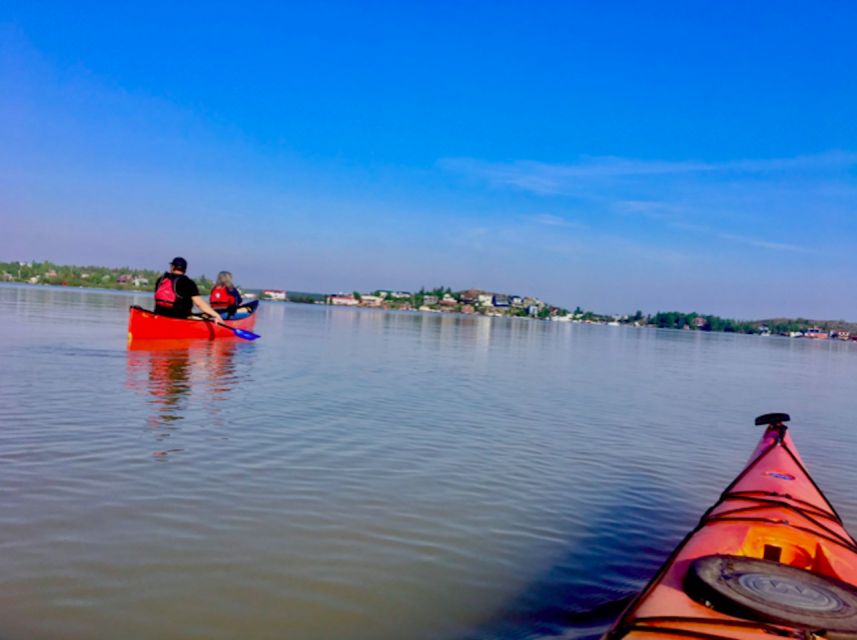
[209,271,243,318]
[153,257,226,324]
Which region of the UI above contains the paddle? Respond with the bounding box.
[224,325,261,341]
[204,316,261,341]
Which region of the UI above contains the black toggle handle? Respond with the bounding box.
[754,412,791,427]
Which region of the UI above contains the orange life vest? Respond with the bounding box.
[210,285,237,310]
[154,274,178,308]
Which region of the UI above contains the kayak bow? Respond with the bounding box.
[606,413,857,639]
[127,305,258,341]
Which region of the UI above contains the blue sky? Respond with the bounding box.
[2,2,857,318]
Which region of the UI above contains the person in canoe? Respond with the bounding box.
[154,257,226,324]
[209,271,260,319]
[209,271,243,318]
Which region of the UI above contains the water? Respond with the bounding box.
[2,283,857,640]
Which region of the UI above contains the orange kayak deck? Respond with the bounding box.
[605,414,857,640]
[127,305,258,341]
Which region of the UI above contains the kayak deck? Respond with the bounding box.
[127,305,258,341]
[606,414,857,640]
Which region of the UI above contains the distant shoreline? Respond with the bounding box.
[0,281,145,297]
[4,260,857,340]
[8,281,857,342]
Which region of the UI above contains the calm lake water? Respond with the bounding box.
[2,283,857,640]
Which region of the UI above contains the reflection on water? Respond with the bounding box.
[126,339,243,459]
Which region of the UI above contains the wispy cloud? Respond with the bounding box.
[614,200,690,221]
[528,213,585,228]
[671,222,811,253]
[716,233,809,253]
[439,151,857,257]
[440,151,857,196]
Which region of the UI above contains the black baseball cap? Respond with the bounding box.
[170,257,188,271]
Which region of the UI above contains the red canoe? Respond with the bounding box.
[605,413,857,639]
[128,305,258,340]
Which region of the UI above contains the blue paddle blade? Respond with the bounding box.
[230,327,260,340]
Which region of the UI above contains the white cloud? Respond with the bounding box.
[716,233,809,253]
[529,213,585,228]
[670,222,811,253]
[440,151,857,197]
[439,151,857,259]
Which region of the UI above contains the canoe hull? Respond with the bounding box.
[605,418,857,639]
[128,305,258,340]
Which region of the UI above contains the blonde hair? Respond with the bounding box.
[216,271,234,288]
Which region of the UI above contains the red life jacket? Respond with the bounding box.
[154,274,178,308]
[210,285,237,310]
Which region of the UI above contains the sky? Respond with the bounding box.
[2,1,857,318]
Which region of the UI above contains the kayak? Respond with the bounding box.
[605,413,857,639]
[127,304,258,340]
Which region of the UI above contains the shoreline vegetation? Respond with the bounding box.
[1,260,215,294]
[5,260,857,340]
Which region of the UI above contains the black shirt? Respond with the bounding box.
[154,273,200,318]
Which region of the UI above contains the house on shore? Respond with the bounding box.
[329,294,359,306]
[459,288,481,304]
[379,290,411,300]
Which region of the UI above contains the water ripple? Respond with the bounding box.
[2,286,857,640]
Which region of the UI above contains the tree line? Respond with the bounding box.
[1,260,214,293]
[646,311,857,335]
